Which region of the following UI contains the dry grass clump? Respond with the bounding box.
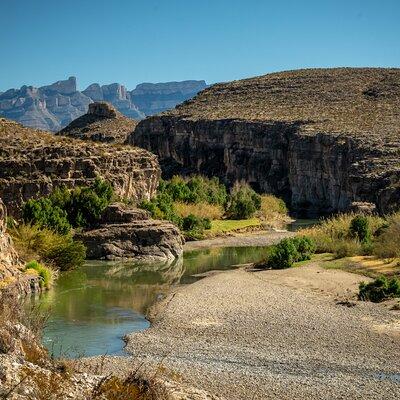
[301,212,400,264]
[9,223,85,271]
[373,213,400,259]
[174,201,224,220]
[90,371,167,400]
[301,213,385,255]
[257,195,290,228]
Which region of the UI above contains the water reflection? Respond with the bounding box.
[33,246,270,358]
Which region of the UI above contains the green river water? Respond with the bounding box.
[32,246,270,358]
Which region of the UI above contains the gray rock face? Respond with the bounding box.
[130,80,207,116]
[0,78,207,131]
[77,203,184,261]
[131,68,400,216]
[0,118,160,218]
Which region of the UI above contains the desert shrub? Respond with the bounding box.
[332,239,362,259]
[10,224,86,271]
[25,260,53,289]
[260,236,316,269]
[291,236,316,261]
[182,214,211,232]
[258,195,288,219]
[373,212,400,259]
[349,215,371,243]
[159,175,228,206]
[174,201,224,220]
[226,182,261,219]
[359,276,400,302]
[23,198,71,235]
[301,213,385,255]
[22,178,113,232]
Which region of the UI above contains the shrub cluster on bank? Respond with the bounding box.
[23,178,113,234]
[140,175,287,238]
[8,179,112,276]
[301,213,400,260]
[257,236,316,269]
[359,276,400,303]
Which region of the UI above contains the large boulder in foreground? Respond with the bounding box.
[77,203,184,261]
[0,118,160,217]
[130,68,400,216]
[58,102,138,143]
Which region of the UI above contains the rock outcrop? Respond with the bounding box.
[58,102,138,143]
[0,77,207,131]
[0,199,39,295]
[130,68,400,216]
[0,118,160,217]
[77,203,184,261]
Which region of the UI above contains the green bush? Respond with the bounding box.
[25,260,53,289]
[22,178,113,232]
[226,183,261,220]
[350,215,371,243]
[260,236,316,269]
[182,214,209,231]
[23,198,71,235]
[359,276,400,302]
[159,175,228,206]
[10,224,86,271]
[43,239,86,271]
[291,236,316,261]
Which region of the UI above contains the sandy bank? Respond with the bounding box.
[120,263,399,399]
[184,230,294,251]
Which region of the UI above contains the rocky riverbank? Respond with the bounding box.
[84,262,400,400]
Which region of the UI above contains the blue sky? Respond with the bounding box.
[1,0,399,91]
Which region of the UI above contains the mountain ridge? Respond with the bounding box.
[0,77,207,132]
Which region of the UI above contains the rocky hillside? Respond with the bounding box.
[0,118,160,217]
[58,102,137,143]
[0,77,207,131]
[131,68,400,216]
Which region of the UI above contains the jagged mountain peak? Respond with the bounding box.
[0,77,207,132]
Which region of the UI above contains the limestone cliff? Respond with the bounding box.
[58,102,138,143]
[0,118,160,217]
[130,68,400,216]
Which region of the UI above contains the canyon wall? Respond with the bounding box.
[0,118,160,217]
[130,68,400,216]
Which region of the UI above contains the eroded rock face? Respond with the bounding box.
[77,203,184,261]
[0,118,160,217]
[130,68,400,216]
[58,102,138,143]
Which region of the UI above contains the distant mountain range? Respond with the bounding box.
[0,77,207,131]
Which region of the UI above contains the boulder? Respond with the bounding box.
[78,220,183,261]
